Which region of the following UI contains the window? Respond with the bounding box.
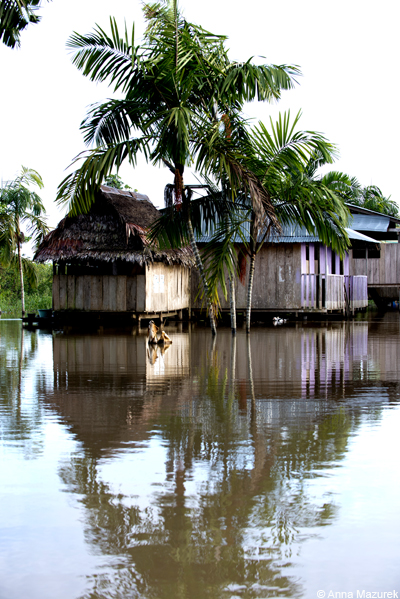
[368,247,381,259]
[353,248,366,259]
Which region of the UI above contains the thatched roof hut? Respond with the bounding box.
[35,186,193,319]
[34,185,193,268]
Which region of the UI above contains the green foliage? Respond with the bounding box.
[57,2,298,215]
[195,111,350,304]
[0,0,50,49]
[0,261,52,314]
[346,182,399,217]
[0,166,49,315]
[104,174,132,190]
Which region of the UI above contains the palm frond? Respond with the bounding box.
[56,137,150,215]
[220,61,300,104]
[67,17,140,93]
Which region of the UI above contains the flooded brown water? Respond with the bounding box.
[1,315,400,599]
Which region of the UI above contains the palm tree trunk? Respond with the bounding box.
[229,274,236,334]
[223,183,236,334]
[187,217,217,336]
[17,238,25,318]
[245,252,256,333]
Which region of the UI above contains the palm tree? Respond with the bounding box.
[0,0,49,48]
[200,112,351,331]
[56,1,298,334]
[0,166,48,317]
[344,181,398,217]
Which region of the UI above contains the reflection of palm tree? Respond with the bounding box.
[55,333,370,599]
[228,334,236,408]
[0,322,45,454]
[17,326,24,415]
[247,334,255,414]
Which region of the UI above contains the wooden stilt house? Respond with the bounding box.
[34,186,194,322]
[347,204,400,308]
[191,222,380,316]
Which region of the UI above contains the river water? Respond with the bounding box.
[0,316,399,599]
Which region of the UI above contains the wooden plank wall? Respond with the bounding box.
[301,274,317,308]
[379,244,400,285]
[325,275,344,310]
[191,244,302,310]
[350,276,368,309]
[189,243,366,313]
[350,244,400,285]
[53,270,189,312]
[145,264,190,313]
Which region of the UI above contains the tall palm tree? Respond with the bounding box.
[56,0,298,334]
[201,112,350,331]
[0,167,48,316]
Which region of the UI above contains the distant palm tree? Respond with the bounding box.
[296,155,398,217]
[346,183,398,217]
[0,167,48,316]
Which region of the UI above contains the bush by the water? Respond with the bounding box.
[0,262,52,316]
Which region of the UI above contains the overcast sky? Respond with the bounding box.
[1,0,398,233]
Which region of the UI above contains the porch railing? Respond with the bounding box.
[301,274,368,311]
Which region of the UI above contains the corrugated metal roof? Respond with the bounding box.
[345,228,381,244]
[348,213,390,232]
[197,222,379,245]
[348,203,400,224]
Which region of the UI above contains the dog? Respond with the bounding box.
[157,330,172,345]
[148,320,159,344]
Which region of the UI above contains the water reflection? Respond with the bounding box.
[0,321,50,457]
[1,318,400,598]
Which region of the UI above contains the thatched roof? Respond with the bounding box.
[34,185,194,267]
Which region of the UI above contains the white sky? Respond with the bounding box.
[1,0,399,233]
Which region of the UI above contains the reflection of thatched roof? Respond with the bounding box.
[34,186,194,267]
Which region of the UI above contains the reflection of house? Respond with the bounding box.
[50,329,191,456]
[146,332,190,379]
[34,186,194,322]
[192,222,378,315]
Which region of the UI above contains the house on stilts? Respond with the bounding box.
[34,186,194,325]
[191,211,386,317]
[347,204,400,308]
